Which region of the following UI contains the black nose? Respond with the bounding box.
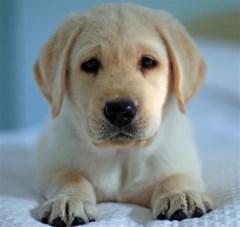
[104,99,137,127]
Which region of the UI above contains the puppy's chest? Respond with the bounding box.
[78,152,160,204]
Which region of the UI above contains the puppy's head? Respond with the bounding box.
[34,4,205,147]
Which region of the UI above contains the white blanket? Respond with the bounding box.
[0,40,239,226]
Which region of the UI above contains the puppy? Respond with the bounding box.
[34,3,213,226]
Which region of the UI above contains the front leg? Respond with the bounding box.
[39,170,98,226]
[151,174,213,221]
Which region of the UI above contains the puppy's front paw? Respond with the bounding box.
[152,191,213,221]
[39,195,98,226]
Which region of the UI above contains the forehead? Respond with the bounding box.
[71,5,167,64]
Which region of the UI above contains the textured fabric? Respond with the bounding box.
[0,40,239,226]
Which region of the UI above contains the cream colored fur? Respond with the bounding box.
[34,3,213,226]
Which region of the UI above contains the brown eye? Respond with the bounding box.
[141,57,157,69]
[81,58,100,73]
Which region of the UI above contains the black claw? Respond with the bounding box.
[41,217,48,224]
[170,209,187,221]
[157,213,166,220]
[71,217,86,226]
[192,207,203,218]
[89,218,96,222]
[52,217,66,227]
[206,208,212,213]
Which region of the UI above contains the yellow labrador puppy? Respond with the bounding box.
[34,3,213,226]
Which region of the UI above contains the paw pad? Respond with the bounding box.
[170,209,187,221]
[52,217,66,227]
[192,207,203,218]
[71,217,85,226]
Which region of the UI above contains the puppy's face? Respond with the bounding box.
[34,4,205,148]
[67,9,169,146]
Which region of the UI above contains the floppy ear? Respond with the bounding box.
[154,11,205,112]
[33,15,84,117]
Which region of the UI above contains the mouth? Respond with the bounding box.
[111,132,134,140]
[92,127,141,145]
[92,129,156,148]
[88,120,153,146]
[94,131,140,147]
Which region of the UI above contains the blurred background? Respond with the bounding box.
[0,0,239,136]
